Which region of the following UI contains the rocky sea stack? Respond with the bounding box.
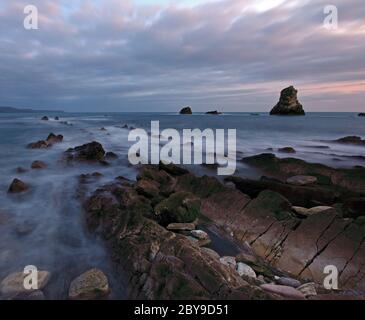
[270,86,305,116]
[179,106,192,115]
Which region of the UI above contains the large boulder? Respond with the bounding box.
[65,141,105,162]
[179,107,192,115]
[270,86,305,116]
[68,268,110,300]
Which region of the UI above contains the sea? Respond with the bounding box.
[0,111,364,299]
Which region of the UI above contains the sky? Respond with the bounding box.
[0,0,364,112]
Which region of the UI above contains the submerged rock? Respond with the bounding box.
[8,178,28,193]
[41,116,49,121]
[179,106,192,115]
[206,110,222,115]
[31,160,47,169]
[27,140,49,149]
[105,152,118,160]
[278,147,296,154]
[68,268,109,300]
[270,86,305,116]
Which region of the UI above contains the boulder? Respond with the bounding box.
[286,175,317,186]
[201,247,220,260]
[260,284,305,299]
[65,141,105,162]
[68,268,110,300]
[0,271,50,298]
[179,107,192,115]
[41,116,49,121]
[190,230,209,240]
[237,263,257,278]
[270,86,305,116]
[54,116,59,120]
[8,178,28,193]
[219,256,237,270]
[155,192,201,225]
[16,167,28,174]
[31,160,47,169]
[279,147,296,154]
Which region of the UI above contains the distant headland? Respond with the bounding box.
[0,106,64,113]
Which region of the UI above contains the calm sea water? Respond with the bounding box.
[0,112,364,299]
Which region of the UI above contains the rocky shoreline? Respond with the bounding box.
[1,135,365,300]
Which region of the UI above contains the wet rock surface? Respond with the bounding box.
[82,162,365,299]
[8,178,28,193]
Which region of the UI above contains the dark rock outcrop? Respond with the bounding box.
[334,136,365,146]
[242,153,365,195]
[41,116,49,121]
[27,133,63,149]
[359,113,365,117]
[8,178,28,193]
[65,141,105,162]
[270,86,305,116]
[206,110,222,115]
[179,107,192,115]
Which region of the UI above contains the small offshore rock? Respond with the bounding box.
[31,160,47,169]
[270,86,305,116]
[41,116,49,121]
[237,262,257,278]
[286,175,317,186]
[68,268,109,300]
[8,178,28,193]
[179,106,192,115]
[219,256,237,270]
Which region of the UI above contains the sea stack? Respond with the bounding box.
[270,86,305,116]
[179,106,192,115]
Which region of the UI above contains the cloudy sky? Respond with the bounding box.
[0,0,364,112]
